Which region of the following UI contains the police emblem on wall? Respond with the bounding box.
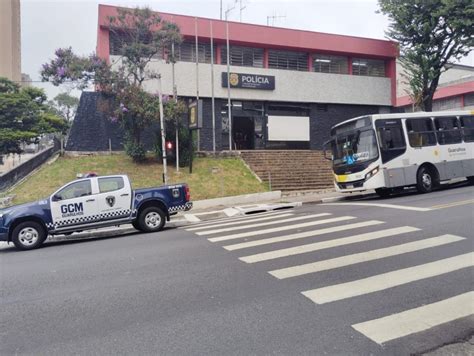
[229,73,239,86]
[106,196,115,207]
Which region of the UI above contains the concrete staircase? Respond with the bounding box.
[240,150,334,192]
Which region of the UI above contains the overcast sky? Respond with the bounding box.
[21,0,474,98]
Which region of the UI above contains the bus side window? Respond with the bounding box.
[435,117,462,145]
[460,116,474,142]
[406,118,436,147]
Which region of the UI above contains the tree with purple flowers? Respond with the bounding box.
[40,6,185,162]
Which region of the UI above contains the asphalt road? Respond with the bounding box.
[1,183,473,355]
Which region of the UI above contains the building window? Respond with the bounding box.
[406,118,437,147]
[221,46,264,68]
[313,54,348,74]
[434,117,462,145]
[173,41,214,63]
[464,93,474,107]
[352,58,385,77]
[432,96,462,111]
[268,50,308,71]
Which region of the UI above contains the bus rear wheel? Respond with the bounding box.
[416,166,435,193]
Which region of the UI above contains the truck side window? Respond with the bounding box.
[99,177,125,193]
[56,181,92,200]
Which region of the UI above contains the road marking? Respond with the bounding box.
[352,292,474,344]
[430,199,474,210]
[208,216,356,243]
[185,210,291,229]
[234,220,387,258]
[323,202,432,212]
[197,213,331,236]
[186,213,294,231]
[302,252,474,304]
[269,234,464,279]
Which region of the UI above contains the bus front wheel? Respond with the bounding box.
[375,188,392,198]
[416,166,435,193]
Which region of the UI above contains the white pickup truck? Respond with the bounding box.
[0,174,192,250]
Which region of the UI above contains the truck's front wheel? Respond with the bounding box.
[12,221,47,250]
[138,207,166,232]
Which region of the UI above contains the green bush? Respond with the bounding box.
[124,140,146,162]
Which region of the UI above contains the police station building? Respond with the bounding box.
[96,4,398,151]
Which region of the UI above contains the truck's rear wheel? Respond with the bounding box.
[12,221,47,250]
[138,206,166,232]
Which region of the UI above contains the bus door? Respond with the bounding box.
[375,119,408,186]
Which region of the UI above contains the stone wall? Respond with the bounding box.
[66,92,160,152]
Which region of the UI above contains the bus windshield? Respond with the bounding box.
[331,129,379,166]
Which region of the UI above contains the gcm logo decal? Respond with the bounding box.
[60,203,84,217]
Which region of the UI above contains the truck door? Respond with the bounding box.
[50,179,99,229]
[96,176,133,221]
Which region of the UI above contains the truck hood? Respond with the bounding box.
[0,199,48,216]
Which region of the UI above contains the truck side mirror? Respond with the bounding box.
[52,194,61,202]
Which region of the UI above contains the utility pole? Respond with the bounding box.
[171,41,179,171]
[157,75,168,184]
[210,20,216,152]
[225,3,236,151]
[195,17,200,152]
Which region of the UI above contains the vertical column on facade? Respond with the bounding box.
[460,94,465,109]
[348,56,353,75]
[263,48,269,68]
[216,43,222,64]
[385,59,397,106]
[307,53,313,72]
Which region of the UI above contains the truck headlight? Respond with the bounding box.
[365,166,379,180]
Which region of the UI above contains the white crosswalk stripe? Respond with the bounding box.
[208,216,357,242]
[185,211,293,230]
[196,213,331,236]
[269,234,465,279]
[352,292,474,344]
[302,252,474,304]
[234,220,387,257]
[186,212,294,231]
[186,209,472,347]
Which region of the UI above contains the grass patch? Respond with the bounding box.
[6,154,268,204]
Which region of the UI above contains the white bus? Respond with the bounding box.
[324,110,474,197]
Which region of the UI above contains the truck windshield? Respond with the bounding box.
[331,129,379,166]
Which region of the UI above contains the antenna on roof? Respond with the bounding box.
[266,13,286,26]
[239,0,247,22]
